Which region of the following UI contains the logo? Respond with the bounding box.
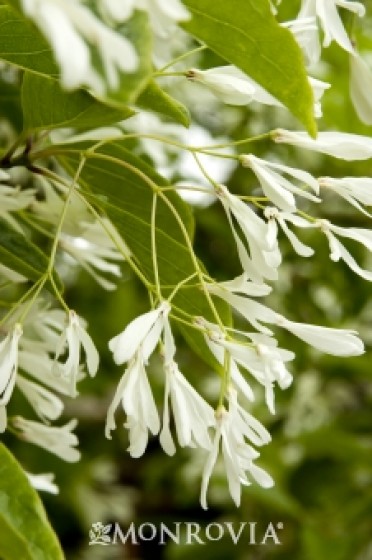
[88,521,284,546]
[89,522,112,546]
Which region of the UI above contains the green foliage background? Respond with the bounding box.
[0,1,372,559]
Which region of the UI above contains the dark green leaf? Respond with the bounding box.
[53,140,230,369]
[21,72,134,132]
[0,77,22,130]
[136,80,190,127]
[0,443,64,560]
[0,218,61,289]
[182,0,316,136]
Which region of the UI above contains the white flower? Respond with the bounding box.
[224,335,293,414]
[216,184,280,283]
[186,67,256,106]
[215,273,272,298]
[12,417,81,462]
[318,176,372,218]
[11,299,66,353]
[0,186,36,231]
[16,375,64,422]
[19,349,72,395]
[276,314,365,356]
[264,208,315,257]
[200,391,273,509]
[159,360,216,455]
[0,324,22,433]
[54,310,99,397]
[241,154,320,212]
[60,219,127,291]
[198,319,256,403]
[99,0,136,22]
[200,319,293,413]
[105,351,160,456]
[26,472,59,494]
[187,66,329,117]
[207,281,278,335]
[298,0,365,53]
[106,302,173,451]
[318,219,372,281]
[283,17,321,66]
[350,53,372,125]
[138,0,190,38]
[274,129,372,161]
[109,302,171,365]
[21,0,138,94]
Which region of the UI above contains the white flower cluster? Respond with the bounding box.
[1,0,372,510]
[0,301,97,462]
[20,0,190,94]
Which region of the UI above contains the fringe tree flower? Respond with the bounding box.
[16,375,64,422]
[283,17,321,66]
[200,389,273,509]
[274,129,372,160]
[200,318,293,413]
[106,302,172,452]
[298,0,365,54]
[276,315,365,356]
[160,359,216,455]
[350,53,372,125]
[264,207,315,257]
[105,350,160,456]
[0,184,36,231]
[186,67,256,105]
[109,302,171,365]
[54,310,99,397]
[12,417,81,462]
[318,176,372,218]
[0,324,23,433]
[60,220,126,291]
[216,184,280,283]
[26,472,59,494]
[241,154,320,212]
[21,0,138,93]
[317,220,372,281]
[187,66,329,117]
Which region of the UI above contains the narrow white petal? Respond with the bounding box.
[278,316,365,356]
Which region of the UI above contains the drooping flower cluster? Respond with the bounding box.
[1,0,372,513]
[19,0,190,94]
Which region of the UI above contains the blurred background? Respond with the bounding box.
[2,1,372,559]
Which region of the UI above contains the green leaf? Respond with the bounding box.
[53,140,230,369]
[0,78,22,131]
[0,6,58,77]
[182,0,317,136]
[0,443,64,560]
[136,80,190,127]
[21,73,134,132]
[0,218,60,289]
[0,6,152,110]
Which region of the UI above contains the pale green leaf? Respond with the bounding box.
[182,0,316,136]
[0,443,64,560]
[0,5,58,77]
[136,80,190,127]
